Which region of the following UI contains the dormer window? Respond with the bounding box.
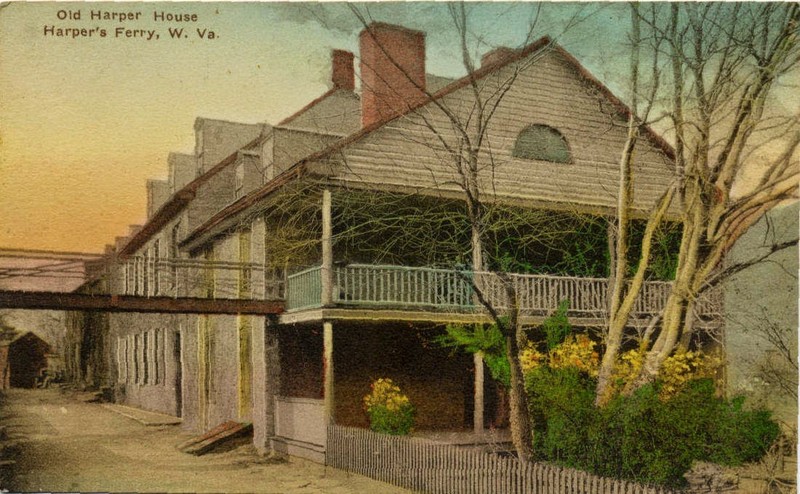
[512,124,571,163]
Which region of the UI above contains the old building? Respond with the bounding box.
[724,202,798,428]
[72,23,721,462]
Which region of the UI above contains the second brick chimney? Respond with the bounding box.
[331,49,355,91]
[359,23,427,127]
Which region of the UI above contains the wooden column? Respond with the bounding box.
[323,321,334,423]
[252,319,280,454]
[471,233,486,435]
[197,316,209,431]
[321,188,333,306]
[474,351,485,433]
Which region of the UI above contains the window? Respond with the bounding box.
[127,335,133,384]
[235,162,245,200]
[142,332,149,385]
[133,334,140,384]
[238,230,252,297]
[117,337,126,383]
[170,223,180,294]
[133,258,141,295]
[123,263,130,295]
[152,329,160,385]
[153,240,161,295]
[142,250,150,296]
[512,124,572,163]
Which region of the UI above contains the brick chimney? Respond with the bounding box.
[481,47,518,68]
[359,23,426,127]
[331,50,355,91]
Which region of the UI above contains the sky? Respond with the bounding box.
[0,2,633,254]
[2,2,791,255]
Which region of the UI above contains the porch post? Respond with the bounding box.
[321,188,333,306]
[252,319,280,455]
[474,351,484,433]
[323,321,334,423]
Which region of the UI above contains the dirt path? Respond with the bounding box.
[2,388,409,493]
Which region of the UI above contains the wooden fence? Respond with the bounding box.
[327,424,677,494]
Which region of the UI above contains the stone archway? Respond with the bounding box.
[9,332,51,388]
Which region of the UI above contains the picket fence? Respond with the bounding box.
[327,425,677,494]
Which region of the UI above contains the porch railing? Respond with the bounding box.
[286,264,721,318]
[285,266,323,310]
[334,264,474,308]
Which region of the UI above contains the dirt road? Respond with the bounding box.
[2,387,408,493]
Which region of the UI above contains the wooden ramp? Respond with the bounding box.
[101,403,182,426]
[178,421,252,455]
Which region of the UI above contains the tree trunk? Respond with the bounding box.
[501,275,534,461]
[491,384,510,429]
[625,195,702,391]
[596,184,675,405]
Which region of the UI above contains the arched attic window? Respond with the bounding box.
[512,124,572,163]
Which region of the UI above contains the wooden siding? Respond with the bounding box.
[274,396,326,448]
[235,153,264,199]
[168,152,196,194]
[327,424,677,494]
[272,127,344,176]
[280,89,362,135]
[146,180,170,220]
[322,49,675,215]
[196,119,263,174]
[187,164,237,235]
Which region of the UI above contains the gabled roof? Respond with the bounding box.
[116,134,263,259]
[6,331,52,352]
[181,36,676,249]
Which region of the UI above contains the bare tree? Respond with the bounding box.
[344,3,599,460]
[597,3,799,401]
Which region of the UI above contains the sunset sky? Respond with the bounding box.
[0,3,791,254]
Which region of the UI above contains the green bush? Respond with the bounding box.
[542,300,572,350]
[363,378,416,435]
[526,366,596,463]
[366,404,416,435]
[526,370,780,487]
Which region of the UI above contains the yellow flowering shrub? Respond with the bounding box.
[548,334,600,378]
[363,378,415,435]
[659,349,723,399]
[522,331,722,401]
[520,344,545,373]
[611,347,647,389]
[521,334,600,377]
[608,347,723,399]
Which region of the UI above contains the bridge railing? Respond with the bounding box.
[119,256,283,300]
